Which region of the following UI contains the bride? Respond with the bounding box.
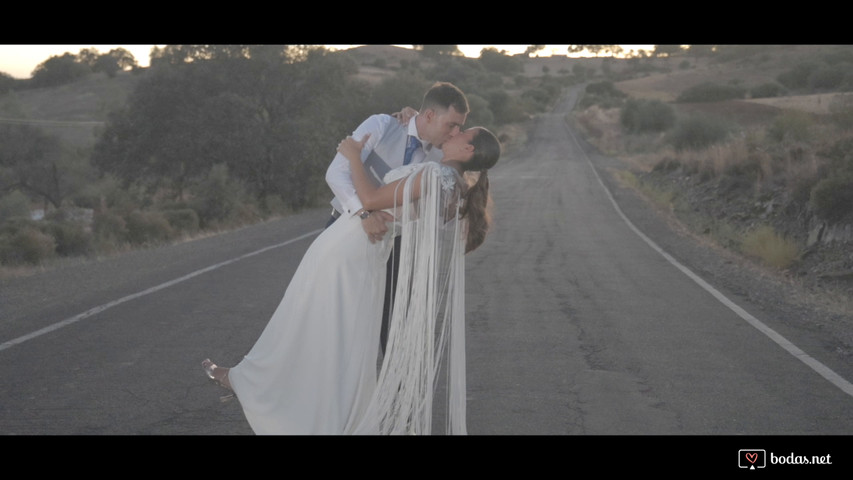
[202,126,500,435]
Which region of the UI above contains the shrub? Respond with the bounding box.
[585,81,626,98]
[777,62,818,90]
[809,65,847,90]
[821,135,853,173]
[580,81,627,109]
[44,221,94,257]
[620,98,676,133]
[191,164,247,228]
[829,95,853,129]
[0,227,56,265]
[667,114,733,151]
[810,174,853,224]
[676,82,746,103]
[0,190,31,223]
[767,111,815,143]
[652,157,682,173]
[741,225,799,270]
[261,194,291,217]
[521,87,550,112]
[125,210,175,245]
[486,90,529,125]
[750,82,785,98]
[464,93,494,131]
[162,208,200,235]
[93,210,128,245]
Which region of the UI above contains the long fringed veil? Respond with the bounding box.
[346,162,468,435]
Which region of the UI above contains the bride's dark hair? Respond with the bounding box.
[459,127,501,253]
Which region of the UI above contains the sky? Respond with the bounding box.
[0,44,653,79]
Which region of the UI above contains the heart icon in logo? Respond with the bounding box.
[745,452,758,464]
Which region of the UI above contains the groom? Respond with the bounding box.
[325,81,469,352]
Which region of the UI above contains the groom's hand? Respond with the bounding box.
[361,210,394,243]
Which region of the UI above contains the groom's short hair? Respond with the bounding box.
[421,82,469,115]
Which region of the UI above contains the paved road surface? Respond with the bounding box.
[1,87,852,437]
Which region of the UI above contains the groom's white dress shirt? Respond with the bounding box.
[326,113,438,218]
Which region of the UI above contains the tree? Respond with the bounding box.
[0,71,16,93]
[686,45,716,58]
[653,45,685,58]
[30,53,91,88]
[524,45,546,57]
[93,48,138,77]
[568,45,624,57]
[413,45,461,58]
[479,47,523,74]
[0,124,88,209]
[92,62,225,198]
[93,45,368,209]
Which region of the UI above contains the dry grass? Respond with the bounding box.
[741,225,800,269]
[572,105,625,154]
[611,169,677,211]
[747,93,852,115]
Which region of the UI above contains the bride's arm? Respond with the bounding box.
[337,134,423,211]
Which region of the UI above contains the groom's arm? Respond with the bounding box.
[325,114,389,217]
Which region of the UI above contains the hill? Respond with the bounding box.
[2,45,851,304]
[0,70,142,148]
[574,45,853,314]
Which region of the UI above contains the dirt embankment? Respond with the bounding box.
[573,49,853,357]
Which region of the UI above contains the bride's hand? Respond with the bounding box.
[392,107,418,125]
[337,134,370,162]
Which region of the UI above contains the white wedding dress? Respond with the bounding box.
[227,162,468,435]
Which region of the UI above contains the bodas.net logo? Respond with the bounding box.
[739,449,766,469]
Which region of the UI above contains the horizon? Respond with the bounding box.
[0,44,656,80]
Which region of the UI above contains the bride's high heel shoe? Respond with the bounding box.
[202,359,236,403]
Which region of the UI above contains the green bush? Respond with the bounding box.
[750,82,785,98]
[0,190,31,223]
[0,227,56,265]
[652,158,682,173]
[676,82,746,103]
[486,90,529,125]
[580,81,627,109]
[125,210,175,245]
[93,210,128,245]
[777,62,818,90]
[829,95,853,129]
[463,93,494,131]
[809,65,847,90]
[667,114,733,151]
[162,208,200,235]
[191,164,248,228]
[767,111,815,143]
[620,98,676,133]
[585,81,626,98]
[44,221,94,257]
[810,174,853,224]
[817,136,853,193]
[521,86,556,112]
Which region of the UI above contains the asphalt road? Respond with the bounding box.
[1,87,852,437]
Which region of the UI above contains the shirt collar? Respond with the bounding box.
[408,115,432,151]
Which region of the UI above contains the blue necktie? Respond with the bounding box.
[403,135,422,165]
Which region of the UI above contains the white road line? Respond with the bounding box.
[0,229,323,352]
[564,119,853,398]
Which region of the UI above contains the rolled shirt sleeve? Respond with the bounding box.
[325,114,391,217]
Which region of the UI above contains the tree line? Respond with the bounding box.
[1,44,567,266]
[0,47,139,92]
